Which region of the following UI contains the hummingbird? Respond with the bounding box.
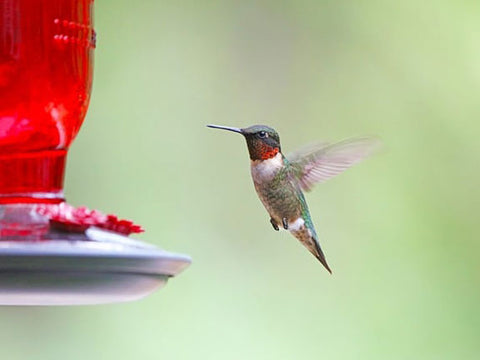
[207,124,380,273]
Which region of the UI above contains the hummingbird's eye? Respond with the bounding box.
[258,131,268,138]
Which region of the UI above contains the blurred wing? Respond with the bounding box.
[287,136,381,191]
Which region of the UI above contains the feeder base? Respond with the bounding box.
[0,227,191,305]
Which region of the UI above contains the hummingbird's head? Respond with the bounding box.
[207,124,281,161]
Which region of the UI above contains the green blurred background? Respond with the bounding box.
[2,0,480,359]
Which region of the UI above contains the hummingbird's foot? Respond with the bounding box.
[282,218,289,230]
[270,218,279,231]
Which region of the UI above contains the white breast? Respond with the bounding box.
[288,217,305,231]
[250,153,284,183]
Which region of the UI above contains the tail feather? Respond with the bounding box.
[291,225,332,274]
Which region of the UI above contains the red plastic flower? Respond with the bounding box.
[36,202,144,235]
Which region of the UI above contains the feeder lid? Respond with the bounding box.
[0,227,191,305]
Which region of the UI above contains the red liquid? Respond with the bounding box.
[0,0,94,202]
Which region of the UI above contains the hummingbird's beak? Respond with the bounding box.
[206,124,243,134]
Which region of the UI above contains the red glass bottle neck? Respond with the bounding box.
[0,149,66,204]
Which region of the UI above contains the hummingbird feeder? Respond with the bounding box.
[0,0,190,305]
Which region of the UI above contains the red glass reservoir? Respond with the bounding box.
[0,0,95,203]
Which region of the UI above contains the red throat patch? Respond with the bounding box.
[260,145,279,160]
